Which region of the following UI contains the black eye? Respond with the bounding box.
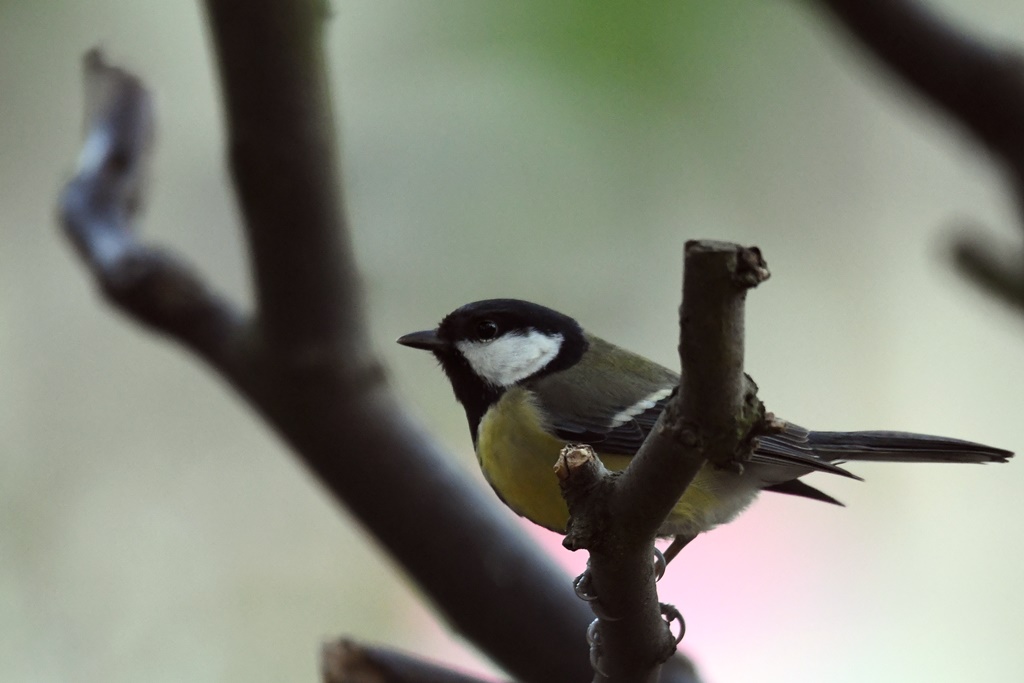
[476,320,499,341]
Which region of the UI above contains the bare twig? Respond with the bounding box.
[812,0,1024,309]
[558,241,768,682]
[321,639,500,683]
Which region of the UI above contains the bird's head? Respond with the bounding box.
[397,299,588,414]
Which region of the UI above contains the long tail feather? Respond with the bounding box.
[807,431,1012,464]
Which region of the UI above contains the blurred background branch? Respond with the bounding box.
[59,50,253,390]
[814,0,1024,311]
[57,4,654,681]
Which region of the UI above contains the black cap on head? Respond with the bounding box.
[437,299,582,346]
[397,299,590,440]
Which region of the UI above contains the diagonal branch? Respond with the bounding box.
[195,3,607,679]
[812,0,1024,310]
[817,0,1024,171]
[59,50,252,385]
[559,241,769,682]
[59,22,674,683]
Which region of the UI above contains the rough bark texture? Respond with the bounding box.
[558,242,769,682]
[59,26,693,683]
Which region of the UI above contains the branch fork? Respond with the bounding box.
[59,41,651,683]
[557,241,770,681]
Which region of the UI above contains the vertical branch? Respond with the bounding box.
[194,4,607,679]
[203,0,367,358]
[676,242,767,462]
[64,3,709,677]
[559,241,769,682]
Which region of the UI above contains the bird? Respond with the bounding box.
[398,298,1012,554]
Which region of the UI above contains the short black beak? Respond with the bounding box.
[396,329,446,351]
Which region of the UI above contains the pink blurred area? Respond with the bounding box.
[524,483,912,681]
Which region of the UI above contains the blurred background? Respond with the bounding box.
[3,1,1024,681]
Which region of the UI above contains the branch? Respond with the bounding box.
[954,237,1024,314]
[59,26,666,683]
[811,0,1024,309]
[559,242,769,682]
[58,50,252,385]
[321,640,500,683]
[196,3,604,679]
[202,0,365,357]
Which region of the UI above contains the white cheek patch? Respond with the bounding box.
[457,331,564,388]
[609,388,673,428]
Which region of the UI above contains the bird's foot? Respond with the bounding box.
[573,563,621,621]
[660,602,686,645]
[655,534,697,580]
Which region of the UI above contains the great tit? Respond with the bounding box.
[398,299,1012,543]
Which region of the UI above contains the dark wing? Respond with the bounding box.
[527,335,678,455]
[531,339,862,478]
[546,398,861,478]
[546,392,669,455]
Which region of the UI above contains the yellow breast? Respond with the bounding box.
[476,388,751,536]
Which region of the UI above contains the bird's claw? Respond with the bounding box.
[573,564,621,621]
[652,547,667,582]
[660,602,686,645]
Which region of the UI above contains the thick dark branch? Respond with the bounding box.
[559,241,768,682]
[203,0,366,358]
[813,0,1024,308]
[815,0,1024,171]
[676,244,768,466]
[818,0,1024,173]
[321,639,501,683]
[58,50,251,384]
[60,29,624,683]
[194,4,604,680]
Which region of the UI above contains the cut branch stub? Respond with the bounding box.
[557,444,616,552]
[556,241,768,682]
[679,241,769,474]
